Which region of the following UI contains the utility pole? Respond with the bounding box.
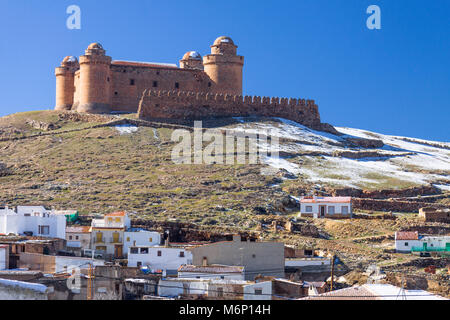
[87,263,94,300]
[330,254,335,292]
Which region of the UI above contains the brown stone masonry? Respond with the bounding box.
[137,89,337,133]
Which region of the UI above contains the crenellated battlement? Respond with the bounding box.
[137,89,336,133]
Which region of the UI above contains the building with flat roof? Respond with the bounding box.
[299,196,352,219]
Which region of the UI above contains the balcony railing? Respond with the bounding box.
[109,237,122,243]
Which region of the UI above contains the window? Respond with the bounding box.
[208,82,212,87]
[130,79,135,85]
[254,289,263,295]
[108,217,113,222]
[342,206,349,214]
[175,82,179,89]
[114,91,118,96]
[156,71,160,75]
[179,251,185,257]
[405,242,409,247]
[140,248,149,254]
[306,206,313,213]
[153,81,158,88]
[149,238,153,242]
[328,206,335,214]
[75,236,79,240]
[137,262,142,267]
[127,237,130,242]
[157,250,162,257]
[252,254,256,258]
[217,287,224,297]
[130,247,138,254]
[38,225,50,235]
[69,236,73,240]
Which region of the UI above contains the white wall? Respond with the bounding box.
[158,279,186,297]
[0,279,49,300]
[395,240,421,252]
[178,271,245,281]
[300,202,352,217]
[54,256,105,273]
[123,231,160,255]
[0,207,66,239]
[127,247,193,271]
[0,247,7,270]
[243,281,272,300]
[285,258,331,268]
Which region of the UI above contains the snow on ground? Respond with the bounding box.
[224,118,450,189]
[115,124,138,134]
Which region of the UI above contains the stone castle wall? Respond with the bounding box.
[137,90,335,132]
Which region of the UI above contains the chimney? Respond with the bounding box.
[202,257,208,267]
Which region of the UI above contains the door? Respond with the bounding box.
[423,243,428,251]
[115,245,123,258]
[113,232,120,243]
[320,206,326,217]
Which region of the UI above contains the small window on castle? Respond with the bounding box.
[156,71,160,75]
[153,81,158,88]
[107,77,110,82]
[130,79,135,86]
[115,92,118,96]
[208,82,212,87]
[175,82,179,89]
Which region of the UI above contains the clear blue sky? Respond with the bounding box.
[0,0,448,141]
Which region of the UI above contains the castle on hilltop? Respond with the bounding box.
[55,36,335,133]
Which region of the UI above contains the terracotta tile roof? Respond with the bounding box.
[105,211,126,217]
[66,226,91,233]
[395,231,419,240]
[178,265,244,274]
[300,197,352,204]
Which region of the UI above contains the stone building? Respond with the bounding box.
[418,207,450,223]
[55,36,244,114]
[188,235,285,280]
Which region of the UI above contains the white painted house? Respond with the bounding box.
[178,265,245,280]
[157,278,272,300]
[299,197,352,219]
[127,246,193,273]
[0,206,66,239]
[395,231,450,254]
[123,228,161,256]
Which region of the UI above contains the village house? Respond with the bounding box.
[66,226,91,253]
[127,245,193,274]
[419,207,450,223]
[91,211,131,259]
[0,235,66,269]
[157,278,272,300]
[0,206,66,239]
[188,234,285,280]
[178,265,245,281]
[18,252,105,274]
[299,196,352,219]
[123,228,161,256]
[395,231,450,255]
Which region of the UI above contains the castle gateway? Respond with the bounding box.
[55,36,244,114]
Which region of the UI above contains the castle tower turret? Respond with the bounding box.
[77,43,112,113]
[180,51,203,70]
[203,36,244,95]
[55,56,79,111]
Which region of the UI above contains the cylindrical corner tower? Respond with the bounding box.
[77,43,112,114]
[180,51,204,70]
[55,56,79,111]
[203,36,244,95]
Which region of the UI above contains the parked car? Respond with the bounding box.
[82,249,104,259]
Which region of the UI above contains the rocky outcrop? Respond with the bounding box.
[26,119,60,131]
[343,137,384,149]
